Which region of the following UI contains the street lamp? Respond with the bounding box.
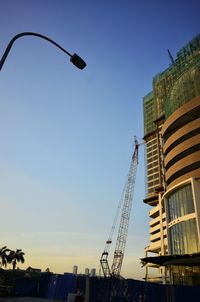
[0,32,86,71]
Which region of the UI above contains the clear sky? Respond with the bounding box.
[0,0,200,279]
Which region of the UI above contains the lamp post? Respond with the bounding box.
[0,32,86,71]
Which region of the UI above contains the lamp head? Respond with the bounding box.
[70,53,86,70]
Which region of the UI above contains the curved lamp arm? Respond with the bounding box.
[0,32,86,71]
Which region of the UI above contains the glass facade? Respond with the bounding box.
[166,184,194,222]
[168,218,199,254]
[171,265,200,286]
[165,183,200,255]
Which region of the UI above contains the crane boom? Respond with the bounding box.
[100,138,139,277]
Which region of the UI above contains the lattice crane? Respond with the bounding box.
[100,137,139,278]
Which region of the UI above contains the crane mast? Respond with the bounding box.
[100,138,139,277]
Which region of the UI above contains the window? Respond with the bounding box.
[165,184,195,222]
[168,219,200,254]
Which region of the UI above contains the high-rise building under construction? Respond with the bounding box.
[143,33,200,284]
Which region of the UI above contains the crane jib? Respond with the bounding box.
[100,137,140,278]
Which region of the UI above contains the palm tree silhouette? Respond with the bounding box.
[8,249,25,270]
[0,246,10,268]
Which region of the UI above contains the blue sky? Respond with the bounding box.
[0,0,200,279]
